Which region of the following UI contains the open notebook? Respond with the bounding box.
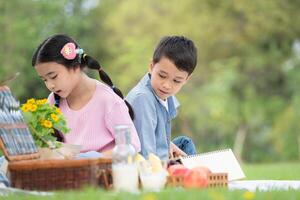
[180,149,245,181]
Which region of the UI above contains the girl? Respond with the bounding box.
[32,34,141,154]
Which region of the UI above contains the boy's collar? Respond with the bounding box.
[145,73,161,102]
[143,73,180,112]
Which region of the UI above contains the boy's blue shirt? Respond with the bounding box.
[126,73,180,160]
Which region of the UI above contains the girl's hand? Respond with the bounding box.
[169,142,187,158]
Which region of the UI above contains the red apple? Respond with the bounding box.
[193,166,211,176]
[183,167,210,188]
[167,164,189,176]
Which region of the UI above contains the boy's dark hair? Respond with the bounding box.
[32,34,134,119]
[153,36,197,75]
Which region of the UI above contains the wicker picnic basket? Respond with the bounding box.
[7,157,112,191]
[167,173,228,188]
[0,85,112,191]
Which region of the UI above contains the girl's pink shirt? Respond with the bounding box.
[48,81,141,153]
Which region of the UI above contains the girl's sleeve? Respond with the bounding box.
[105,101,141,152]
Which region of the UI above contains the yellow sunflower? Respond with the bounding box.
[26,98,35,104]
[21,104,31,112]
[42,120,53,128]
[29,104,37,112]
[51,113,59,122]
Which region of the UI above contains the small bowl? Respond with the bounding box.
[140,170,168,191]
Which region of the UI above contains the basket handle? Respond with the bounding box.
[97,169,112,189]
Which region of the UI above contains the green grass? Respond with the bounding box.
[2,162,300,200]
[243,162,300,180]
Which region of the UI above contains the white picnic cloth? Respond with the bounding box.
[229,180,300,191]
[0,183,53,196]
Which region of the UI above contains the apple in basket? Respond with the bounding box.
[183,166,211,188]
[167,164,189,176]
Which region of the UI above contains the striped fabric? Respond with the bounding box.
[0,89,38,155]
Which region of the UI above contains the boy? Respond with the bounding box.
[126,36,197,160]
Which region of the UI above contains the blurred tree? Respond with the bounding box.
[0,0,100,102]
[88,0,300,162]
[271,43,300,160]
[1,0,300,162]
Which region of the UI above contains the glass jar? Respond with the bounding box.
[112,125,138,192]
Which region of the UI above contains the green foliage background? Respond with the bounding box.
[1,0,300,162]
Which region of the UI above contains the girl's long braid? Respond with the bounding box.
[82,54,135,120]
[54,93,60,107]
[53,93,64,142]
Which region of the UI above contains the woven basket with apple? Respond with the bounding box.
[135,153,227,190]
[166,162,228,188]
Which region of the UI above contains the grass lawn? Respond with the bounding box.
[2,162,300,200]
[243,162,300,180]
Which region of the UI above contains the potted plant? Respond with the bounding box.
[21,98,74,158]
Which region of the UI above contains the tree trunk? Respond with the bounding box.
[233,124,247,163]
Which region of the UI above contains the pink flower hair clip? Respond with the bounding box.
[60,42,84,60]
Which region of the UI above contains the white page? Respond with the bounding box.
[180,149,245,181]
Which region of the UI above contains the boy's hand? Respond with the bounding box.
[170,142,187,158]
